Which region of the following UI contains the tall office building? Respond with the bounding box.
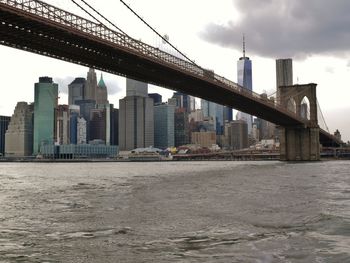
[33,77,58,155]
[172,92,191,113]
[75,99,96,142]
[225,120,248,150]
[77,117,87,144]
[154,103,175,149]
[96,73,108,105]
[89,108,107,143]
[236,36,253,134]
[5,102,33,156]
[69,105,80,144]
[56,105,70,145]
[174,108,189,147]
[68,77,85,105]
[85,68,97,101]
[119,79,154,150]
[201,99,224,135]
[0,116,11,156]
[149,93,162,105]
[126,78,148,97]
[110,107,119,146]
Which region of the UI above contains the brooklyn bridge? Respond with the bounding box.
[0,0,342,160]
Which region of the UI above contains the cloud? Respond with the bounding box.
[200,0,350,58]
[325,67,334,74]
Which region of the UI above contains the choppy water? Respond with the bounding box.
[0,160,349,262]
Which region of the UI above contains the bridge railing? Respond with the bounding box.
[1,0,303,121]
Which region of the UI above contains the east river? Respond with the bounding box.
[0,161,349,262]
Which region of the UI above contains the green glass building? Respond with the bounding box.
[33,77,58,155]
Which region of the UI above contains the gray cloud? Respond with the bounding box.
[325,67,334,74]
[200,0,350,58]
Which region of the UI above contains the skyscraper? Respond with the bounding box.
[0,115,11,156]
[33,77,58,155]
[201,99,224,135]
[149,93,162,105]
[225,120,248,150]
[172,92,191,113]
[276,58,293,104]
[85,68,97,101]
[119,78,154,150]
[96,73,108,105]
[68,77,85,105]
[126,78,148,97]
[236,36,253,134]
[56,105,70,145]
[154,103,175,149]
[5,102,33,156]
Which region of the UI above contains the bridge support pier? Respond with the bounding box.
[279,126,320,161]
[277,83,320,161]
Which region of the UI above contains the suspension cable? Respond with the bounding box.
[71,0,104,26]
[118,0,199,67]
[75,0,129,36]
[317,99,329,132]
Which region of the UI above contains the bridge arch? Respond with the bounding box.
[300,96,310,120]
[287,98,297,113]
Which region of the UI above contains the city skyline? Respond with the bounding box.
[0,0,349,141]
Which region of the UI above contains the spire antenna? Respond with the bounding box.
[243,34,246,58]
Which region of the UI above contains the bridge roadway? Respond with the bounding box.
[0,0,341,146]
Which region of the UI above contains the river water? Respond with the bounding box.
[0,161,349,262]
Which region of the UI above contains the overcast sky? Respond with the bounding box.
[0,0,349,141]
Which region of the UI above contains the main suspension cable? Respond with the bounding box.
[118,0,199,67]
[75,0,129,36]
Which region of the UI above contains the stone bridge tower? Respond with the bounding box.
[278,83,320,161]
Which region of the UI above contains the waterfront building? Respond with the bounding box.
[154,103,175,149]
[174,108,189,147]
[75,99,96,141]
[77,116,87,144]
[149,93,162,105]
[191,131,216,148]
[236,36,253,134]
[119,79,154,151]
[0,115,11,156]
[33,77,58,155]
[189,109,204,123]
[225,120,248,150]
[110,107,119,146]
[89,108,107,143]
[68,77,85,105]
[56,105,70,145]
[40,144,118,159]
[69,105,80,144]
[5,102,33,156]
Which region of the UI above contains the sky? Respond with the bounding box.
[0,0,349,141]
